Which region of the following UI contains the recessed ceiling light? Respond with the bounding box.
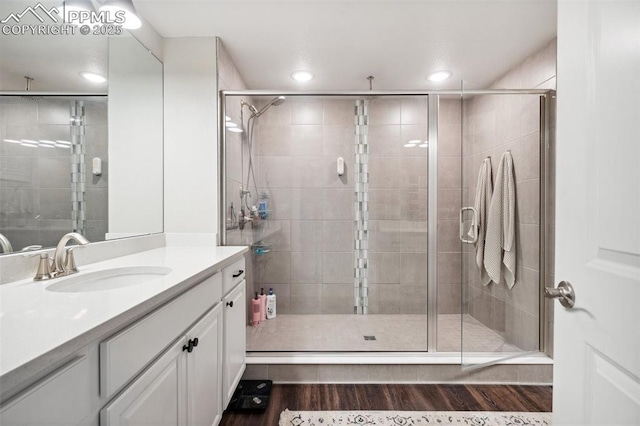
[407,140,421,144]
[291,71,314,82]
[80,72,107,84]
[427,70,452,82]
[228,127,243,133]
[3,139,21,144]
[404,143,416,148]
[225,121,238,128]
[419,143,429,148]
[225,116,231,122]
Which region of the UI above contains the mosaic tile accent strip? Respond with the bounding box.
[70,101,86,234]
[354,99,369,314]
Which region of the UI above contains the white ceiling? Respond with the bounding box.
[135,0,557,90]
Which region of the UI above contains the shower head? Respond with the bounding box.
[255,96,286,117]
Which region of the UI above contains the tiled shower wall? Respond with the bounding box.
[0,98,108,251]
[462,39,556,351]
[250,97,432,315]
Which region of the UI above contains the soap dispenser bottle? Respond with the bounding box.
[258,288,267,321]
[266,288,277,320]
[251,292,261,326]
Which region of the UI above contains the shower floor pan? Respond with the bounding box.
[247,314,520,353]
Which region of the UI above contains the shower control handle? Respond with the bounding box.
[545,281,575,308]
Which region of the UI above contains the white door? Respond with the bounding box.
[554,1,640,425]
[187,303,224,426]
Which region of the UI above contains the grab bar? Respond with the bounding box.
[459,207,479,244]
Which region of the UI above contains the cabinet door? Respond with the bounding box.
[186,303,223,426]
[0,355,92,426]
[100,339,187,426]
[222,280,246,407]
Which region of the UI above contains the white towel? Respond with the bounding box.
[472,158,493,286]
[484,151,517,288]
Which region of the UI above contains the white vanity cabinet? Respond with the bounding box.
[101,303,223,426]
[0,249,248,426]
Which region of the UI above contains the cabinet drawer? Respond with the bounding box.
[222,257,245,296]
[0,355,92,425]
[100,272,221,399]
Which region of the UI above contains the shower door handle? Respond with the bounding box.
[459,207,479,244]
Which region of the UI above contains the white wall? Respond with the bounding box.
[108,36,164,237]
[163,38,218,240]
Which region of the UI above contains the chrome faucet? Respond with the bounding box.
[53,232,90,276]
[28,232,90,281]
[0,233,13,254]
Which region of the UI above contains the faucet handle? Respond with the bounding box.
[29,253,53,281]
[64,246,84,274]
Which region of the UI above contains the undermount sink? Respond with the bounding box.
[46,266,173,293]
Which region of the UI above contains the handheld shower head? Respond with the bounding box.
[255,96,286,117]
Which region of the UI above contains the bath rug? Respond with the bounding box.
[278,409,551,425]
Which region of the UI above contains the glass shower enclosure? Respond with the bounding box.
[219,89,553,362]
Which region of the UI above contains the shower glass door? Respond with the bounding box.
[460,81,547,365]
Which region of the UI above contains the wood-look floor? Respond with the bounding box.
[220,384,553,426]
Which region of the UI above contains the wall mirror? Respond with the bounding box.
[0,0,163,255]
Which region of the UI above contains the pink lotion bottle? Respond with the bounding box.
[251,292,261,326]
[259,288,267,322]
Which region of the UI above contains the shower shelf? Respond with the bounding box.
[251,242,272,255]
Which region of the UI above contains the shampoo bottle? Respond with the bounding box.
[266,288,276,320]
[251,292,261,326]
[259,288,267,321]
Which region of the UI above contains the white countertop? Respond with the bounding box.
[0,245,247,396]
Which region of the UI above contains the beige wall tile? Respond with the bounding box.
[322,252,353,283]
[323,189,353,220]
[323,124,353,156]
[291,102,323,125]
[291,188,324,220]
[242,365,269,380]
[438,252,462,284]
[400,252,429,284]
[401,97,428,125]
[323,100,355,125]
[369,252,401,284]
[368,125,402,157]
[439,124,462,157]
[257,156,292,188]
[257,125,292,156]
[290,125,324,157]
[255,251,290,283]
[291,252,322,283]
[318,365,369,383]
[322,220,353,252]
[290,283,323,314]
[368,365,419,382]
[369,99,401,125]
[369,189,401,220]
[290,220,323,252]
[269,365,318,382]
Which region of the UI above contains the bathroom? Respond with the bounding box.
[0,0,638,425]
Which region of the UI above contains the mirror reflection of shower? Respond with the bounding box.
[236,96,286,230]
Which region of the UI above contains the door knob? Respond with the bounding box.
[545,281,575,308]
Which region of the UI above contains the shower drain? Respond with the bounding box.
[363,336,377,341]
